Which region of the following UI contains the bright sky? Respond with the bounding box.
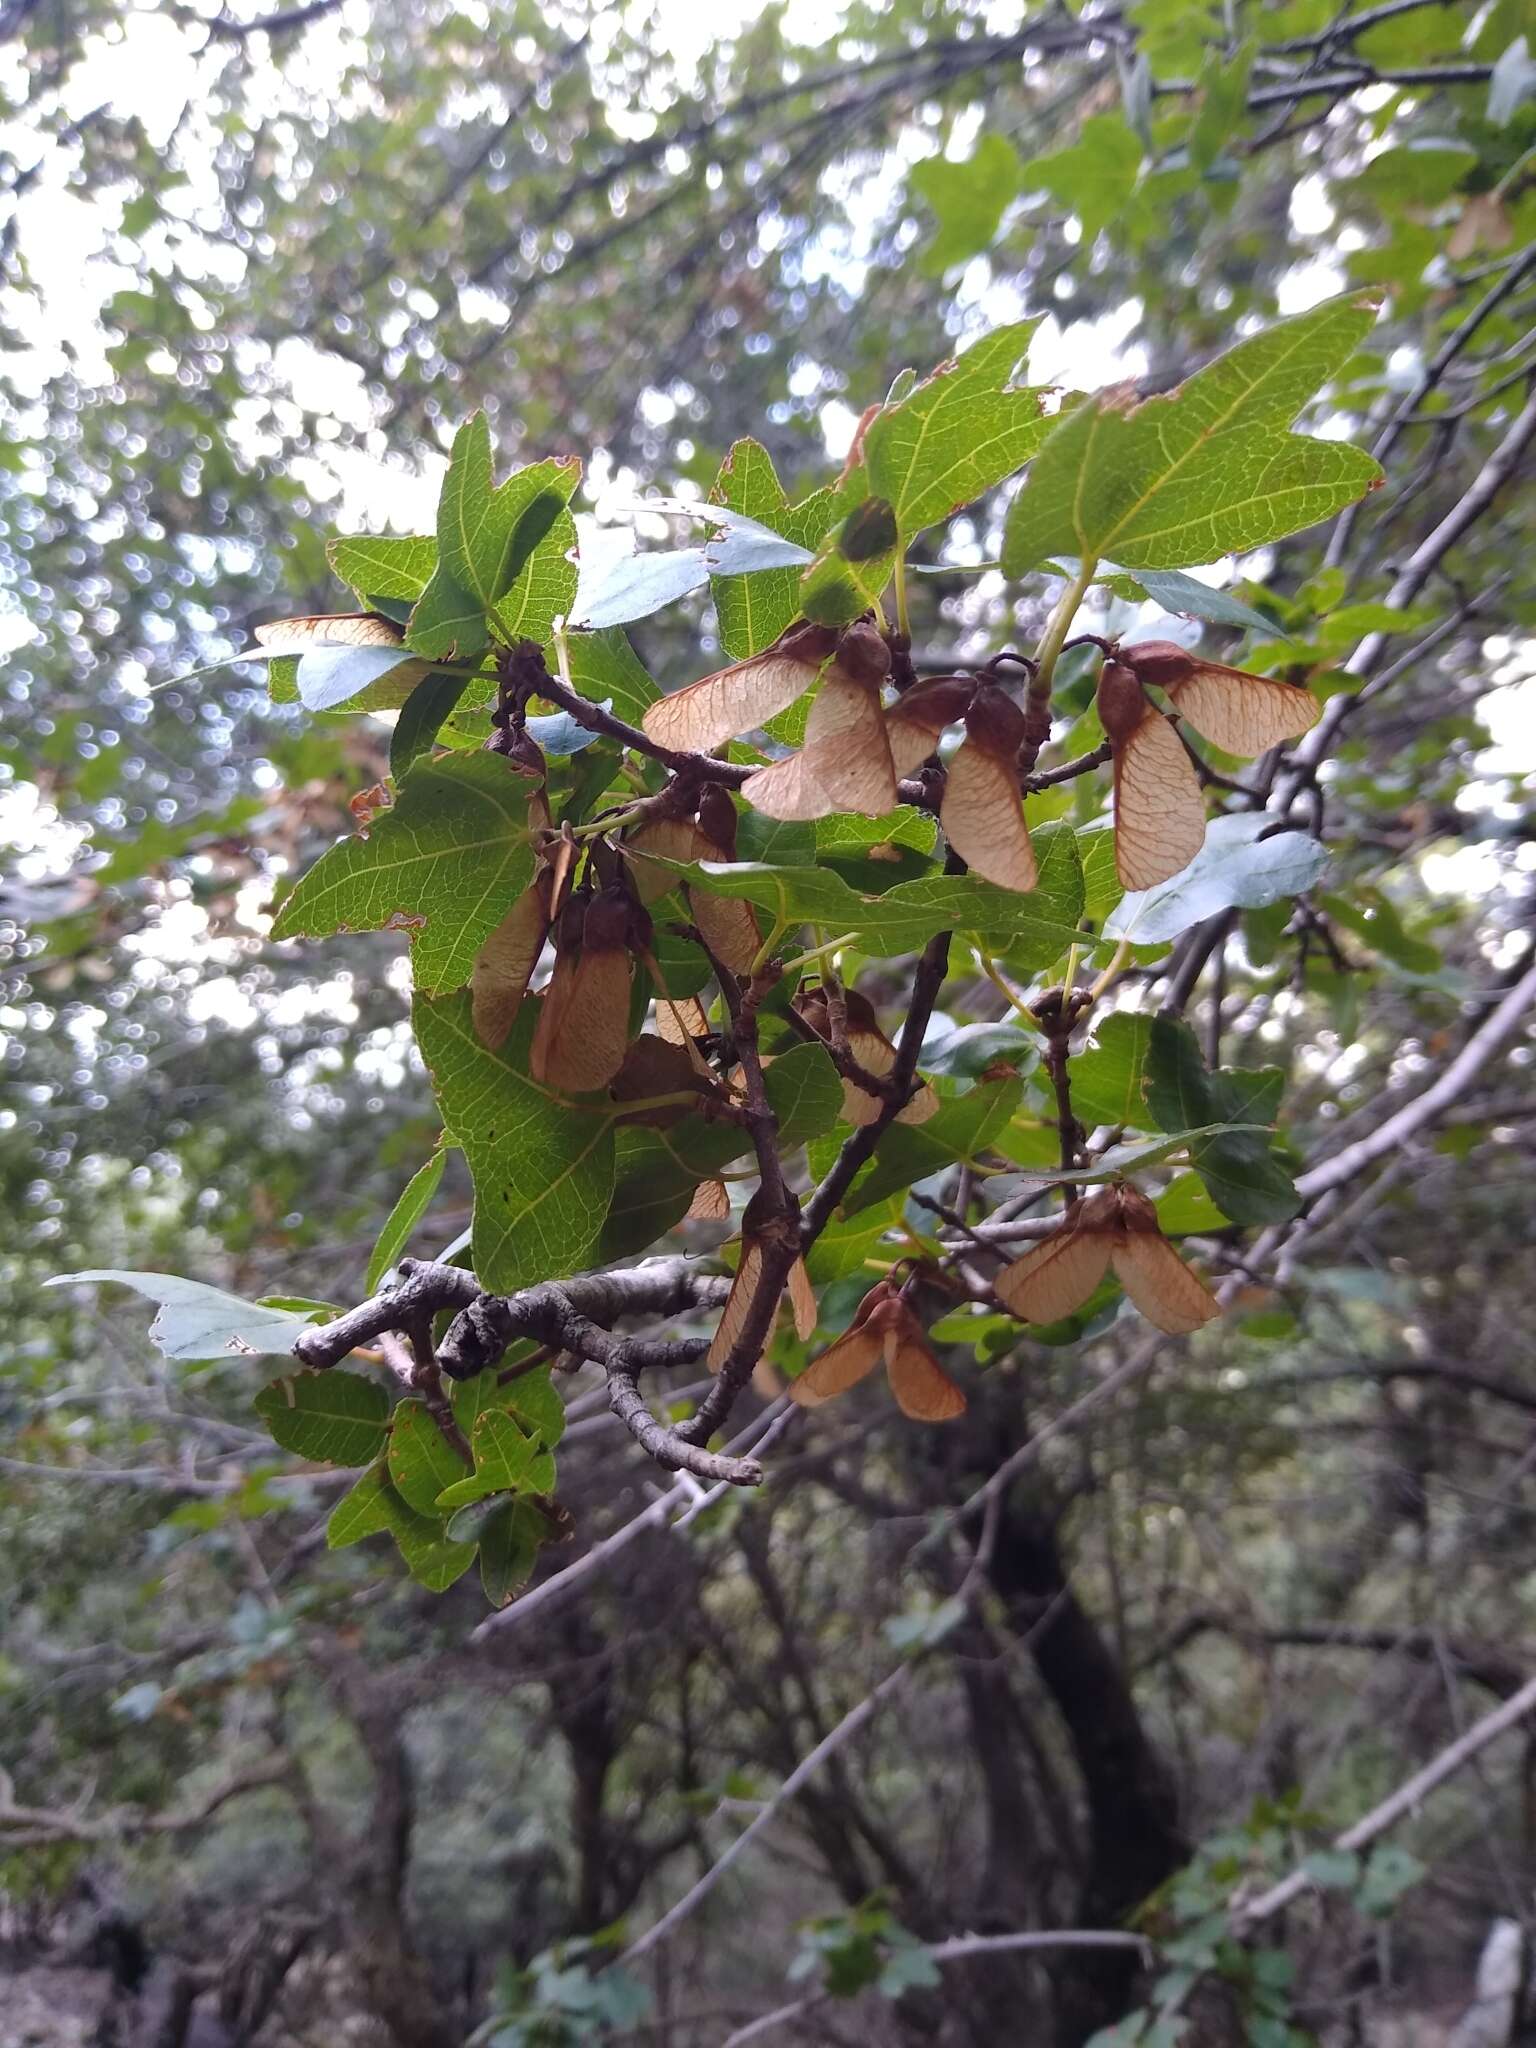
[3,2,1530,855]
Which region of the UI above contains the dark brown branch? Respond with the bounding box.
[203,0,345,36]
[799,914,957,1243]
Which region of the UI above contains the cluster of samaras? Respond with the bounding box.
[785,1182,1219,1421]
[763,1182,1219,1426]
[644,618,1320,892]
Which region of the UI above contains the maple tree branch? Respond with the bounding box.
[1296,955,1536,1201]
[674,964,802,1449]
[1231,1669,1536,1930]
[799,917,956,1244]
[0,1757,293,1849]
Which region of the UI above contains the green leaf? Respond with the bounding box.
[44,1270,323,1362]
[407,564,490,663]
[864,321,1049,538]
[708,441,843,658]
[387,1398,470,1515]
[449,1361,565,1449]
[328,532,438,604]
[845,1079,1023,1214]
[327,1458,396,1548]
[504,1365,566,1450]
[1155,1172,1227,1235]
[816,806,936,859]
[377,1471,478,1589]
[803,1195,904,1283]
[572,547,710,629]
[1024,114,1143,242]
[435,1408,557,1510]
[1110,567,1280,636]
[1145,1019,1299,1225]
[438,415,580,612]
[390,672,473,779]
[272,753,538,995]
[799,496,899,625]
[564,627,659,724]
[1004,295,1383,574]
[253,1369,390,1466]
[599,1129,712,1262]
[911,133,1024,273]
[1357,1845,1426,1917]
[1322,889,1442,975]
[1068,1012,1153,1127]
[295,643,428,714]
[921,1021,1038,1078]
[409,419,581,659]
[1301,1848,1361,1891]
[1189,42,1254,172]
[1354,141,1477,207]
[764,1039,843,1145]
[366,1149,447,1295]
[479,1498,546,1607]
[1105,816,1329,945]
[413,990,616,1292]
[673,859,1090,966]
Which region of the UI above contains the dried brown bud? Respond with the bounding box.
[1119,639,1196,692]
[834,618,893,690]
[696,782,739,852]
[962,680,1028,760]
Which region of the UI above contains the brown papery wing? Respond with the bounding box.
[253,612,404,651]
[1110,1231,1220,1336]
[655,993,711,1045]
[624,819,710,904]
[886,704,949,778]
[788,1322,884,1406]
[470,882,552,1049]
[895,1079,940,1125]
[1113,707,1207,890]
[706,1239,774,1374]
[883,1331,967,1422]
[1167,665,1320,757]
[529,945,632,1095]
[686,1178,730,1223]
[689,879,762,975]
[797,666,899,817]
[940,740,1037,893]
[641,648,820,753]
[739,747,836,822]
[995,1224,1112,1324]
[788,1257,819,1342]
[837,1023,893,1126]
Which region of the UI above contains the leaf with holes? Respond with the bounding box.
[45,1271,326,1361]
[387,1398,470,1516]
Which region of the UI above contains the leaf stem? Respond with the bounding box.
[781,930,862,975]
[1087,938,1133,1003]
[1031,555,1098,697]
[974,947,1037,1027]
